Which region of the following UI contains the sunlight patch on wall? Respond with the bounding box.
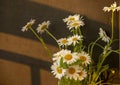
[0,33,58,61]
[30,0,113,24]
[0,59,31,85]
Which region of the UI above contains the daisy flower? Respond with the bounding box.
[63,14,80,24]
[65,65,80,80]
[52,49,71,61]
[21,19,35,32]
[77,68,87,81]
[77,51,91,66]
[103,2,120,12]
[62,51,78,64]
[99,28,110,43]
[67,20,85,30]
[57,38,69,47]
[51,63,66,79]
[68,35,83,46]
[36,20,50,34]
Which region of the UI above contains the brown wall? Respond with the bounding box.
[0,0,119,85]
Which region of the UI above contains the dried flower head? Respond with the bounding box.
[99,28,110,43]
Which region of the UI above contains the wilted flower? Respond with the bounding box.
[99,28,110,43]
[103,46,111,54]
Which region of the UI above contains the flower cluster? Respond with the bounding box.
[51,14,91,81]
[21,2,120,85]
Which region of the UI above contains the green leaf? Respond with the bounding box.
[99,64,109,73]
[60,58,68,69]
[62,62,68,69]
[60,57,63,67]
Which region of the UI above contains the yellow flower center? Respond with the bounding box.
[78,71,83,76]
[41,25,47,30]
[72,22,79,27]
[80,56,87,61]
[64,54,72,60]
[68,67,75,74]
[69,17,75,21]
[72,37,78,41]
[56,67,62,74]
[61,39,68,44]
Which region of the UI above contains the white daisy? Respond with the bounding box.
[77,52,91,66]
[57,38,69,47]
[21,19,35,32]
[63,14,80,24]
[77,68,87,81]
[52,49,71,61]
[65,65,80,80]
[103,2,120,12]
[67,20,85,30]
[99,28,110,43]
[63,51,78,64]
[68,35,83,46]
[51,63,66,79]
[36,20,50,34]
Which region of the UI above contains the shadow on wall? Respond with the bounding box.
[0,0,119,44]
[0,0,119,85]
[0,50,52,85]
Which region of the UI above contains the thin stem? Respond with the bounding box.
[90,37,101,57]
[45,29,57,41]
[45,29,61,50]
[29,27,52,57]
[111,49,120,54]
[97,50,112,72]
[78,27,83,52]
[78,27,82,36]
[111,11,114,40]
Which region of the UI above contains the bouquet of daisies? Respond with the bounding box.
[21,2,120,85]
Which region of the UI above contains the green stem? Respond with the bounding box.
[29,27,52,57]
[90,37,101,57]
[45,29,57,41]
[78,27,82,36]
[45,29,61,50]
[97,50,112,73]
[78,27,83,52]
[111,11,114,40]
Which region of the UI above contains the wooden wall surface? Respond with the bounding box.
[0,0,119,85]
